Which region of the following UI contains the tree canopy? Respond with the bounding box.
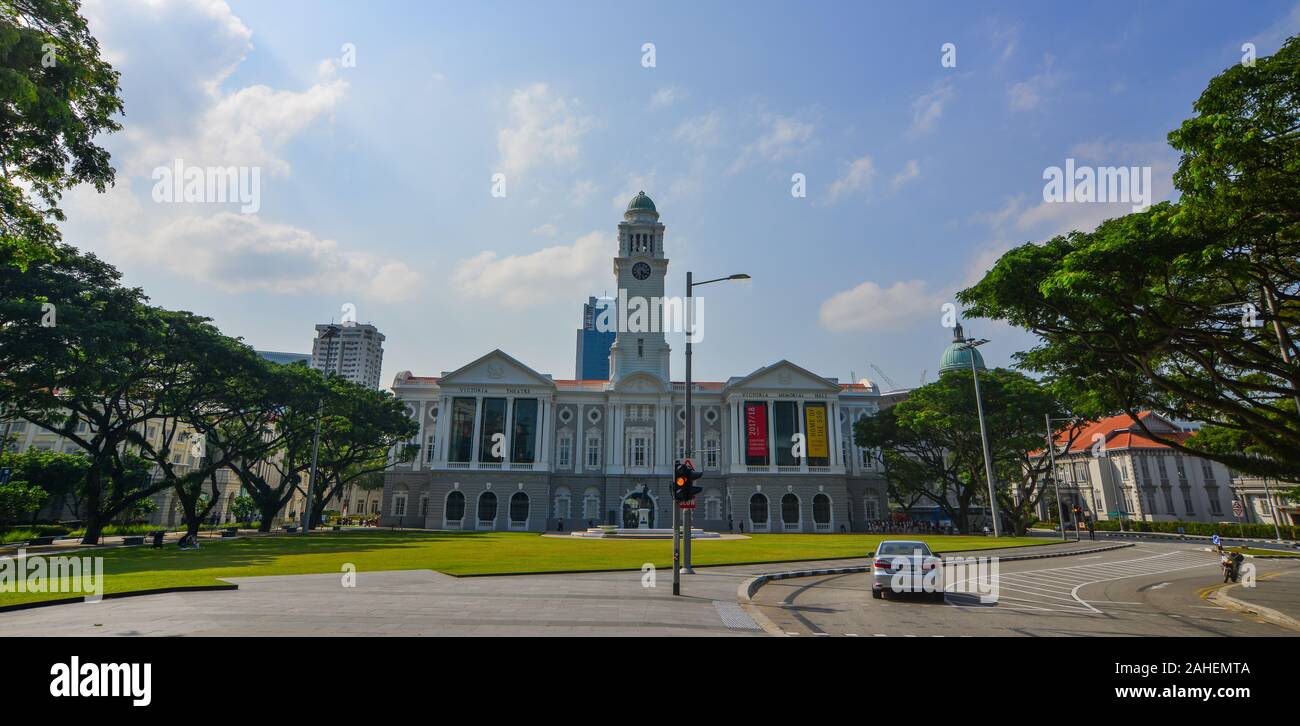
[856,368,1076,534]
[0,0,123,269]
[958,35,1300,482]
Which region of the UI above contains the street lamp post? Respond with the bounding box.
[1044,415,1081,542]
[959,337,1001,537]
[677,271,749,593]
[304,325,340,533]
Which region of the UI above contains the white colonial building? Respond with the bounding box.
[379,192,892,533]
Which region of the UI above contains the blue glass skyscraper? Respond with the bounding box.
[574,296,615,380]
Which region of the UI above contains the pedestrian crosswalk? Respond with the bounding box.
[949,549,1216,614]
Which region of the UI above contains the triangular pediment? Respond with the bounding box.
[724,360,841,393]
[438,349,555,388]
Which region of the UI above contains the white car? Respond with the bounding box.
[871,540,944,600]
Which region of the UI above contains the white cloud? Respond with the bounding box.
[453,231,609,308]
[130,63,347,177]
[959,139,1178,286]
[496,83,593,180]
[909,81,953,136]
[651,86,683,107]
[826,155,875,203]
[120,212,420,302]
[674,111,721,148]
[533,222,558,237]
[1013,139,1177,237]
[891,159,920,190]
[728,114,814,174]
[1007,62,1061,112]
[63,0,416,304]
[819,280,946,333]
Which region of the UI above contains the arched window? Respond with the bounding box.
[445,490,466,523]
[509,492,530,527]
[782,493,801,527]
[477,491,497,526]
[583,488,601,520]
[813,493,831,531]
[749,493,768,525]
[553,486,571,520]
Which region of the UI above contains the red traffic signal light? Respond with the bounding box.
[673,460,704,502]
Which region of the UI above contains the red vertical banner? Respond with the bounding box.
[745,402,768,458]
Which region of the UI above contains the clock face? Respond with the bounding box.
[632,262,652,281]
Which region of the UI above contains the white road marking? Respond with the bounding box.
[946,551,1216,614]
[1149,582,1170,590]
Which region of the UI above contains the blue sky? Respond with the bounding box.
[61,0,1300,389]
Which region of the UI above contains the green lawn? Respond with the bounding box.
[1228,546,1300,557]
[0,530,1050,607]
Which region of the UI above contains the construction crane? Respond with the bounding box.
[869,364,902,392]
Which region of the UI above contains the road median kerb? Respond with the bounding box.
[736,542,1135,634]
[0,584,239,614]
[1208,584,1300,634]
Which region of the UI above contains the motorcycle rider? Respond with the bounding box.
[1218,543,1244,583]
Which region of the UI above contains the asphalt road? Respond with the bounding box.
[750,541,1300,637]
[1029,529,1300,554]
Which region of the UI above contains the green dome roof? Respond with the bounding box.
[938,323,987,375]
[626,191,657,213]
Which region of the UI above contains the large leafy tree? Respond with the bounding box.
[0,0,123,269]
[215,360,328,532]
[0,446,86,523]
[127,333,272,539]
[303,378,416,529]
[0,246,245,543]
[958,36,1300,482]
[857,368,1075,534]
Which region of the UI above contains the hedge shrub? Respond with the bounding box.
[1092,518,1297,540]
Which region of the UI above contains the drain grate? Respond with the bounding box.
[714,600,761,631]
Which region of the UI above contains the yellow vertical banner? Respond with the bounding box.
[805,404,828,459]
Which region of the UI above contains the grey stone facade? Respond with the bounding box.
[379,195,891,533]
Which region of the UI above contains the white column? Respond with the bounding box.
[798,400,808,473]
[693,402,702,463]
[500,397,514,464]
[829,401,843,471]
[730,400,742,468]
[766,400,776,467]
[609,402,621,472]
[469,397,483,466]
[435,395,451,466]
[575,403,584,473]
[414,400,426,471]
[537,398,549,467]
[661,401,671,470]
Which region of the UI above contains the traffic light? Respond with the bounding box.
[674,460,704,502]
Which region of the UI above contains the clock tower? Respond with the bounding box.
[609,191,670,386]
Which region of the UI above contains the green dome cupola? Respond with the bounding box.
[939,323,986,375]
[626,190,657,213]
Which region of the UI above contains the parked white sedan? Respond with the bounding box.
[871,540,944,600]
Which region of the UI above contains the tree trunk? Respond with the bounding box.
[80,468,103,545]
